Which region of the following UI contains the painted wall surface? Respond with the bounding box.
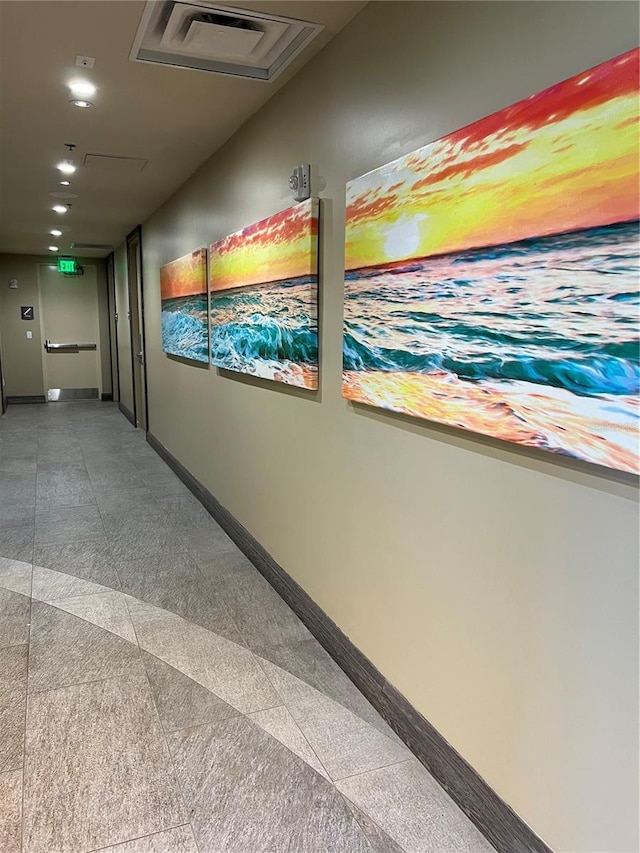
[140,4,639,851]
[0,254,111,398]
[114,243,133,415]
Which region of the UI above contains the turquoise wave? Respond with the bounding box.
[211,316,317,368]
[161,307,208,363]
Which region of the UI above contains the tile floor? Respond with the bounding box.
[0,402,496,853]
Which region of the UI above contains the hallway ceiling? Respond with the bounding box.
[0,0,365,258]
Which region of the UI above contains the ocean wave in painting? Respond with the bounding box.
[161,295,209,363]
[343,221,640,473]
[210,277,318,389]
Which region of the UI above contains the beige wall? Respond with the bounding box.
[114,243,133,415]
[0,254,111,399]
[140,4,639,851]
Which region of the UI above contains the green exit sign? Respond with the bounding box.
[58,257,77,274]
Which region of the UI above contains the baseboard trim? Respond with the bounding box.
[6,395,46,405]
[118,401,135,425]
[147,429,553,853]
[101,392,114,402]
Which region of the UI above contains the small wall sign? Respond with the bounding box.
[21,306,34,321]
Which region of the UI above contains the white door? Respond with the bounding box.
[38,263,102,401]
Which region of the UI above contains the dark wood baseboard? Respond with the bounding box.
[6,395,46,405]
[118,401,135,425]
[101,392,114,402]
[147,430,553,853]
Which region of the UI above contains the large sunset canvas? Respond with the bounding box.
[209,199,319,389]
[160,248,208,363]
[343,49,640,474]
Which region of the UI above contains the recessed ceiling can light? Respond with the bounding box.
[50,229,62,237]
[59,180,71,186]
[49,246,59,252]
[53,205,67,214]
[70,98,93,108]
[56,161,76,175]
[69,80,96,98]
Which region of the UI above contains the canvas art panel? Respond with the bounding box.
[343,49,639,474]
[209,199,320,389]
[160,248,209,363]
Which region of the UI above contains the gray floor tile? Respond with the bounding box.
[32,565,111,601]
[32,540,121,589]
[0,523,34,563]
[35,471,95,509]
[23,673,186,853]
[35,505,104,546]
[129,601,277,714]
[0,587,30,647]
[256,637,402,741]
[248,705,330,780]
[221,571,311,650]
[337,760,497,853]
[0,769,22,853]
[344,800,406,853]
[169,715,370,853]
[0,457,37,474]
[0,474,36,507]
[0,557,32,597]
[0,645,27,772]
[0,504,34,528]
[91,824,198,853]
[285,692,410,781]
[142,650,238,733]
[117,553,240,641]
[50,591,138,643]
[28,601,142,693]
[88,469,146,489]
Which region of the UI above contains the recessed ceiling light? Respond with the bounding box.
[49,246,59,252]
[56,161,76,175]
[70,99,93,108]
[69,80,96,98]
[52,205,67,214]
[59,180,72,186]
[50,229,62,237]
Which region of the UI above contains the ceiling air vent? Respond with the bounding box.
[130,1,324,81]
[70,243,115,251]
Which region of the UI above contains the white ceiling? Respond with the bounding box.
[0,0,365,257]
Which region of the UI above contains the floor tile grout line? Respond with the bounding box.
[334,756,414,784]
[85,822,196,853]
[336,787,411,853]
[20,551,34,853]
[250,650,336,783]
[126,596,204,853]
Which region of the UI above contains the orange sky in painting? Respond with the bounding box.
[210,199,319,292]
[345,49,640,270]
[160,249,207,300]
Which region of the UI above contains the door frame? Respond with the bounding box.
[126,225,149,431]
[106,252,119,403]
[0,332,6,415]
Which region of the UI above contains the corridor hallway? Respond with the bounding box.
[0,402,494,853]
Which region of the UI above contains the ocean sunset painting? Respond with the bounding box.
[160,248,208,363]
[210,199,319,389]
[343,49,640,474]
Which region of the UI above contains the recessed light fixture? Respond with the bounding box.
[50,229,62,237]
[52,205,67,214]
[69,80,96,98]
[59,180,72,186]
[49,246,59,252]
[57,161,76,175]
[70,99,93,108]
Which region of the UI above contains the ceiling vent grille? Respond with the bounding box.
[130,1,324,81]
[70,242,115,251]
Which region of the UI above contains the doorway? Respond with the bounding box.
[38,263,102,401]
[126,227,147,430]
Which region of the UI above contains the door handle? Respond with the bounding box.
[136,351,144,365]
[44,339,96,352]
